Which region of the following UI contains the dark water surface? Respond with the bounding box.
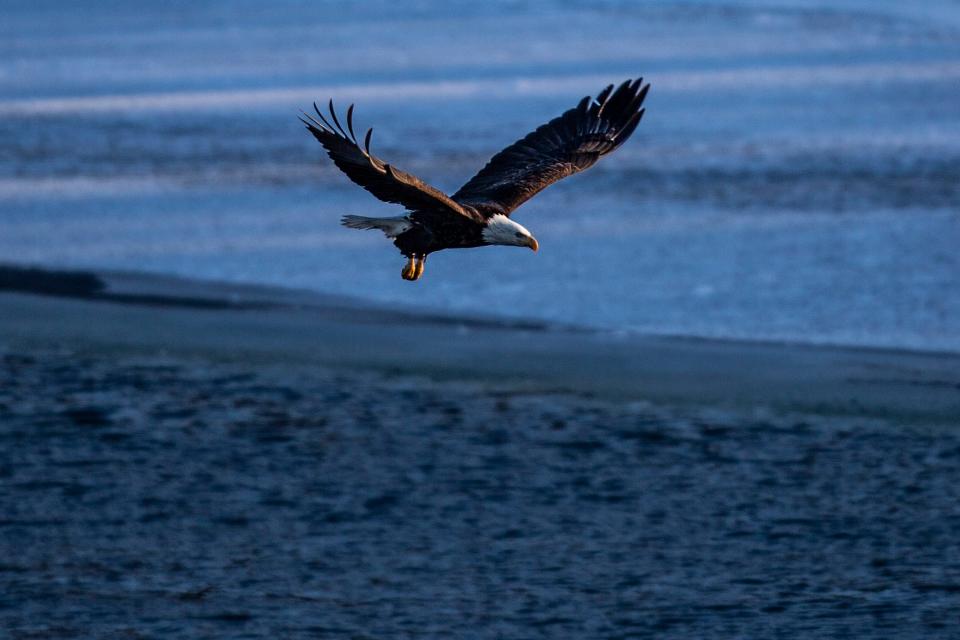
[2,350,959,638]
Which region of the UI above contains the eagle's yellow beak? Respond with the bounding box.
[527,236,539,252]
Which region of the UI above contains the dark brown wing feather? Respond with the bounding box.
[300,101,477,223]
[452,78,649,217]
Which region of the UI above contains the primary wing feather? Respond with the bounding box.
[453,78,649,217]
[300,101,475,222]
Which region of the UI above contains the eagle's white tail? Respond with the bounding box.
[341,215,413,238]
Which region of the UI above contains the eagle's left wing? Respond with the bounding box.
[301,101,477,222]
[452,79,649,217]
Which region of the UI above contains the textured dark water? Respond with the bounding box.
[2,350,960,638]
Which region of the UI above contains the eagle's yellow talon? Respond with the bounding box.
[413,255,426,280]
[401,257,417,280]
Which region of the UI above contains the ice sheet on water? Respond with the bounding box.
[1,0,958,351]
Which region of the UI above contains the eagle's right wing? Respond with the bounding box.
[301,102,478,222]
[452,79,649,217]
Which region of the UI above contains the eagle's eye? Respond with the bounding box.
[515,232,523,238]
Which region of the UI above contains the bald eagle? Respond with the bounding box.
[300,78,649,281]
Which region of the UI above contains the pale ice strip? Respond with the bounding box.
[2,60,959,116]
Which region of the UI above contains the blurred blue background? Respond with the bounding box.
[2,0,958,350]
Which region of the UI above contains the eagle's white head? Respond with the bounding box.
[481,214,539,252]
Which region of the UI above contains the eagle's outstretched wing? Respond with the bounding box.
[300,101,477,222]
[452,78,649,217]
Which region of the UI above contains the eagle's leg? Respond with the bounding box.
[413,254,426,280]
[401,256,417,280]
